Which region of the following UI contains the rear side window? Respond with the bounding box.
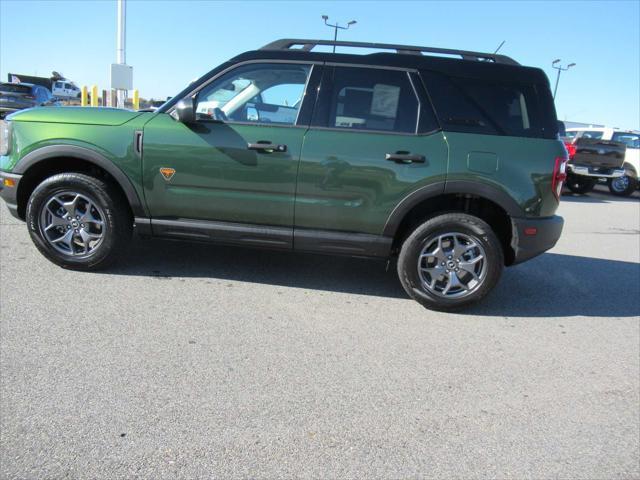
[421,70,557,139]
[313,66,421,134]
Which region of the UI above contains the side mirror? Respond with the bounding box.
[175,98,196,123]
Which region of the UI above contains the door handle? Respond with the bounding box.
[247,141,287,153]
[385,152,426,164]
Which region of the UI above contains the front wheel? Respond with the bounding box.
[608,175,637,197]
[565,173,596,194]
[397,213,504,311]
[26,172,132,270]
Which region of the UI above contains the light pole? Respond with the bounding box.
[551,59,576,100]
[116,0,126,108]
[322,15,357,52]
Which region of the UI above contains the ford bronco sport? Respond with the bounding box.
[0,39,566,310]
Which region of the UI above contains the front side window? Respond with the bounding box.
[611,132,639,149]
[314,67,419,134]
[195,63,311,126]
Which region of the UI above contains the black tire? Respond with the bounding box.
[26,172,132,270]
[608,175,637,197]
[565,173,596,194]
[397,213,504,311]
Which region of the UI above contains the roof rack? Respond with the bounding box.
[260,38,519,66]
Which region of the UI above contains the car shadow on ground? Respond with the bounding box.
[113,238,639,318]
[469,253,640,317]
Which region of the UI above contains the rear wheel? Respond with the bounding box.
[26,172,132,270]
[565,173,596,194]
[397,213,504,311]
[608,175,637,197]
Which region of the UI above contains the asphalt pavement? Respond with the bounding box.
[1,186,639,479]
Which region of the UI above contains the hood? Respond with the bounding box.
[8,106,145,126]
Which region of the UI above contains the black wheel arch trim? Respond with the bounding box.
[383,180,524,237]
[13,145,147,217]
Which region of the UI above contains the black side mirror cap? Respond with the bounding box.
[174,98,196,124]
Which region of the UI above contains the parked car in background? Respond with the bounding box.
[51,80,81,99]
[563,136,626,194]
[565,127,639,196]
[0,82,56,118]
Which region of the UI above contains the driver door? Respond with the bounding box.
[142,62,319,247]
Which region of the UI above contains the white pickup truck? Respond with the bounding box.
[565,127,639,196]
[51,80,81,99]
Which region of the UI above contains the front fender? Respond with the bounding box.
[14,144,147,217]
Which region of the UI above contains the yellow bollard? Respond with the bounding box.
[133,89,139,111]
[81,86,88,107]
[90,85,98,107]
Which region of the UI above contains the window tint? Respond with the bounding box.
[612,132,639,149]
[195,63,311,125]
[55,82,63,88]
[421,70,557,139]
[314,67,420,134]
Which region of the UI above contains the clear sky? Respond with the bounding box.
[1,0,639,129]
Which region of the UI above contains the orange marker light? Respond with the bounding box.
[3,178,15,188]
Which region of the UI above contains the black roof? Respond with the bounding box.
[230,39,548,85]
[261,38,519,65]
[159,38,550,113]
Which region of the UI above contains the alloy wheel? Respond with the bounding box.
[417,232,487,299]
[39,191,106,257]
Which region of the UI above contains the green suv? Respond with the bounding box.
[0,39,567,310]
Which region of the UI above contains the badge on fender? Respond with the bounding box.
[160,167,176,181]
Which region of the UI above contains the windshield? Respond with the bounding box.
[611,132,639,149]
[0,84,32,94]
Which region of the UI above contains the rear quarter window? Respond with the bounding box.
[421,70,557,139]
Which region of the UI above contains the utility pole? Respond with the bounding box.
[116,0,126,108]
[321,16,357,52]
[551,59,576,100]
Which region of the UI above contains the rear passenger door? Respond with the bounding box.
[295,65,448,243]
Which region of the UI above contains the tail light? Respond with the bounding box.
[552,155,568,201]
[563,141,576,160]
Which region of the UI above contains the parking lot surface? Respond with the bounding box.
[1,187,639,479]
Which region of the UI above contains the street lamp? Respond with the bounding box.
[322,15,357,52]
[551,59,576,100]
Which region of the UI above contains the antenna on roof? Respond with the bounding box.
[493,40,506,54]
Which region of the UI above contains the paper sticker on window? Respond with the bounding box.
[371,84,400,118]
